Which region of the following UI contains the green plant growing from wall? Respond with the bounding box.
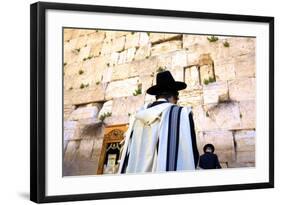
[207,35,219,42]
[78,70,84,75]
[157,66,167,73]
[133,87,142,96]
[80,83,89,89]
[223,41,230,47]
[203,76,216,85]
[64,62,67,66]
[206,111,210,117]
[74,48,80,53]
[99,112,112,122]
[96,81,100,85]
[83,55,93,61]
[69,87,73,90]
[240,113,243,118]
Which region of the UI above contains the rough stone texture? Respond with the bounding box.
[105,77,140,100]
[63,30,256,172]
[151,40,182,56]
[69,105,100,121]
[203,82,229,104]
[239,100,256,129]
[112,95,145,116]
[64,84,107,105]
[228,78,256,101]
[234,130,255,152]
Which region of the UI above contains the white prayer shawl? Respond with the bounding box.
[118,102,195,174]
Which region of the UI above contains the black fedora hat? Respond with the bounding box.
[203,144,215,153]
[146,71,187,95]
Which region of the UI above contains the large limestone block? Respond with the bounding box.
[105,77,140,100]
[111,61,138,81]
[64,140,80,162]
[169,66,184,82]
[125,33,140,49]
[64,105,75,120]
[139,32,150,46]
[64,49,79,65]
[134,44,151,61]
[239,100,256,129]
[135,57,159,75]
[178,89,203,107]
[138,75,154,94]
[104,115,130,126]
[203,81,229,104]
[89,42,103,57]
[228,78,256,101]
[101,66,113,83]
[207,102,241,130]
[64,61,83,77]
[234,53,256,78]
[98,100,113,119]
[86,31,106,45]
[234,130,255,152]
[69,105,100,121]
[236,151,255,163]
[64,28,74,42]
[64,121,79,141]
[183,34,210,48]
[193,102,241,131]
[75,36,88,49]
[78,138,95,159]
[64,84,107,105]
[83,56,108,84]
[228,161,255,168]
[151,40,182,56]
[197,130,234,151]
[149,33,165,44]
[77,45,91,62]
[111,36,126,52]
[112,95,145,117]
[214,61,236,81]
[171,50,188,67]
[200,65,215,85]
[184,66,201,91]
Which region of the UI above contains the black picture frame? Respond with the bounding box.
[30,1,274,203]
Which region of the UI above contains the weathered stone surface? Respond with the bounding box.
[178,89,203,107]
[104,115,130,126]
[86,32,105,45]
[64,84,107,105]
[64,140,80,162]
[234,130,255,152]
[64,121,79,141]
[149,33,165,44]
[69,105,100,121]
[134,44,151,61]
[193,102,241,131]
[101,66,113,83]
[228,78,256,101]
[89,42,103,57]
[139,32,150,46]
[236,151,255,163]
[214,61,236,81]
[111,36,126,52]
[138,75,154,94]
[111,61,138,81]
[197,130,234,152]
[234,53,256,78]
[126,47,136,62]
[77,45,91,62]
[228,161,255,168]
[125,33,140,49]
[203,81,229,104]
[171,51,188,67]
[239,100,256,129]
[75,36,88,49]
[151,40,182,56]
[78,138,95,159]
[105,77,140,100]
[112,95,145,117]
[117,50,127,65]
[183,34,210,48]
[135,57,159,75]
[184,66,201,90]
[98,100,113,120]
[200,65,215,85]
[64,105,75,120]
[64,49,79,65]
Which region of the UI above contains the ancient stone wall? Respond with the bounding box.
[63,28,255,175]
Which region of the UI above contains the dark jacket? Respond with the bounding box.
[199,153,221,169]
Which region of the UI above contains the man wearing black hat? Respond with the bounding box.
[199,144,221,169]
[118,71,199,173]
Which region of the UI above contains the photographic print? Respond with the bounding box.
[63,28,256,176]
[30,2,273,203]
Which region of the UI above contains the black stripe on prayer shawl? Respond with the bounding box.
[121,131,133,174]
[166,105,183,171]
